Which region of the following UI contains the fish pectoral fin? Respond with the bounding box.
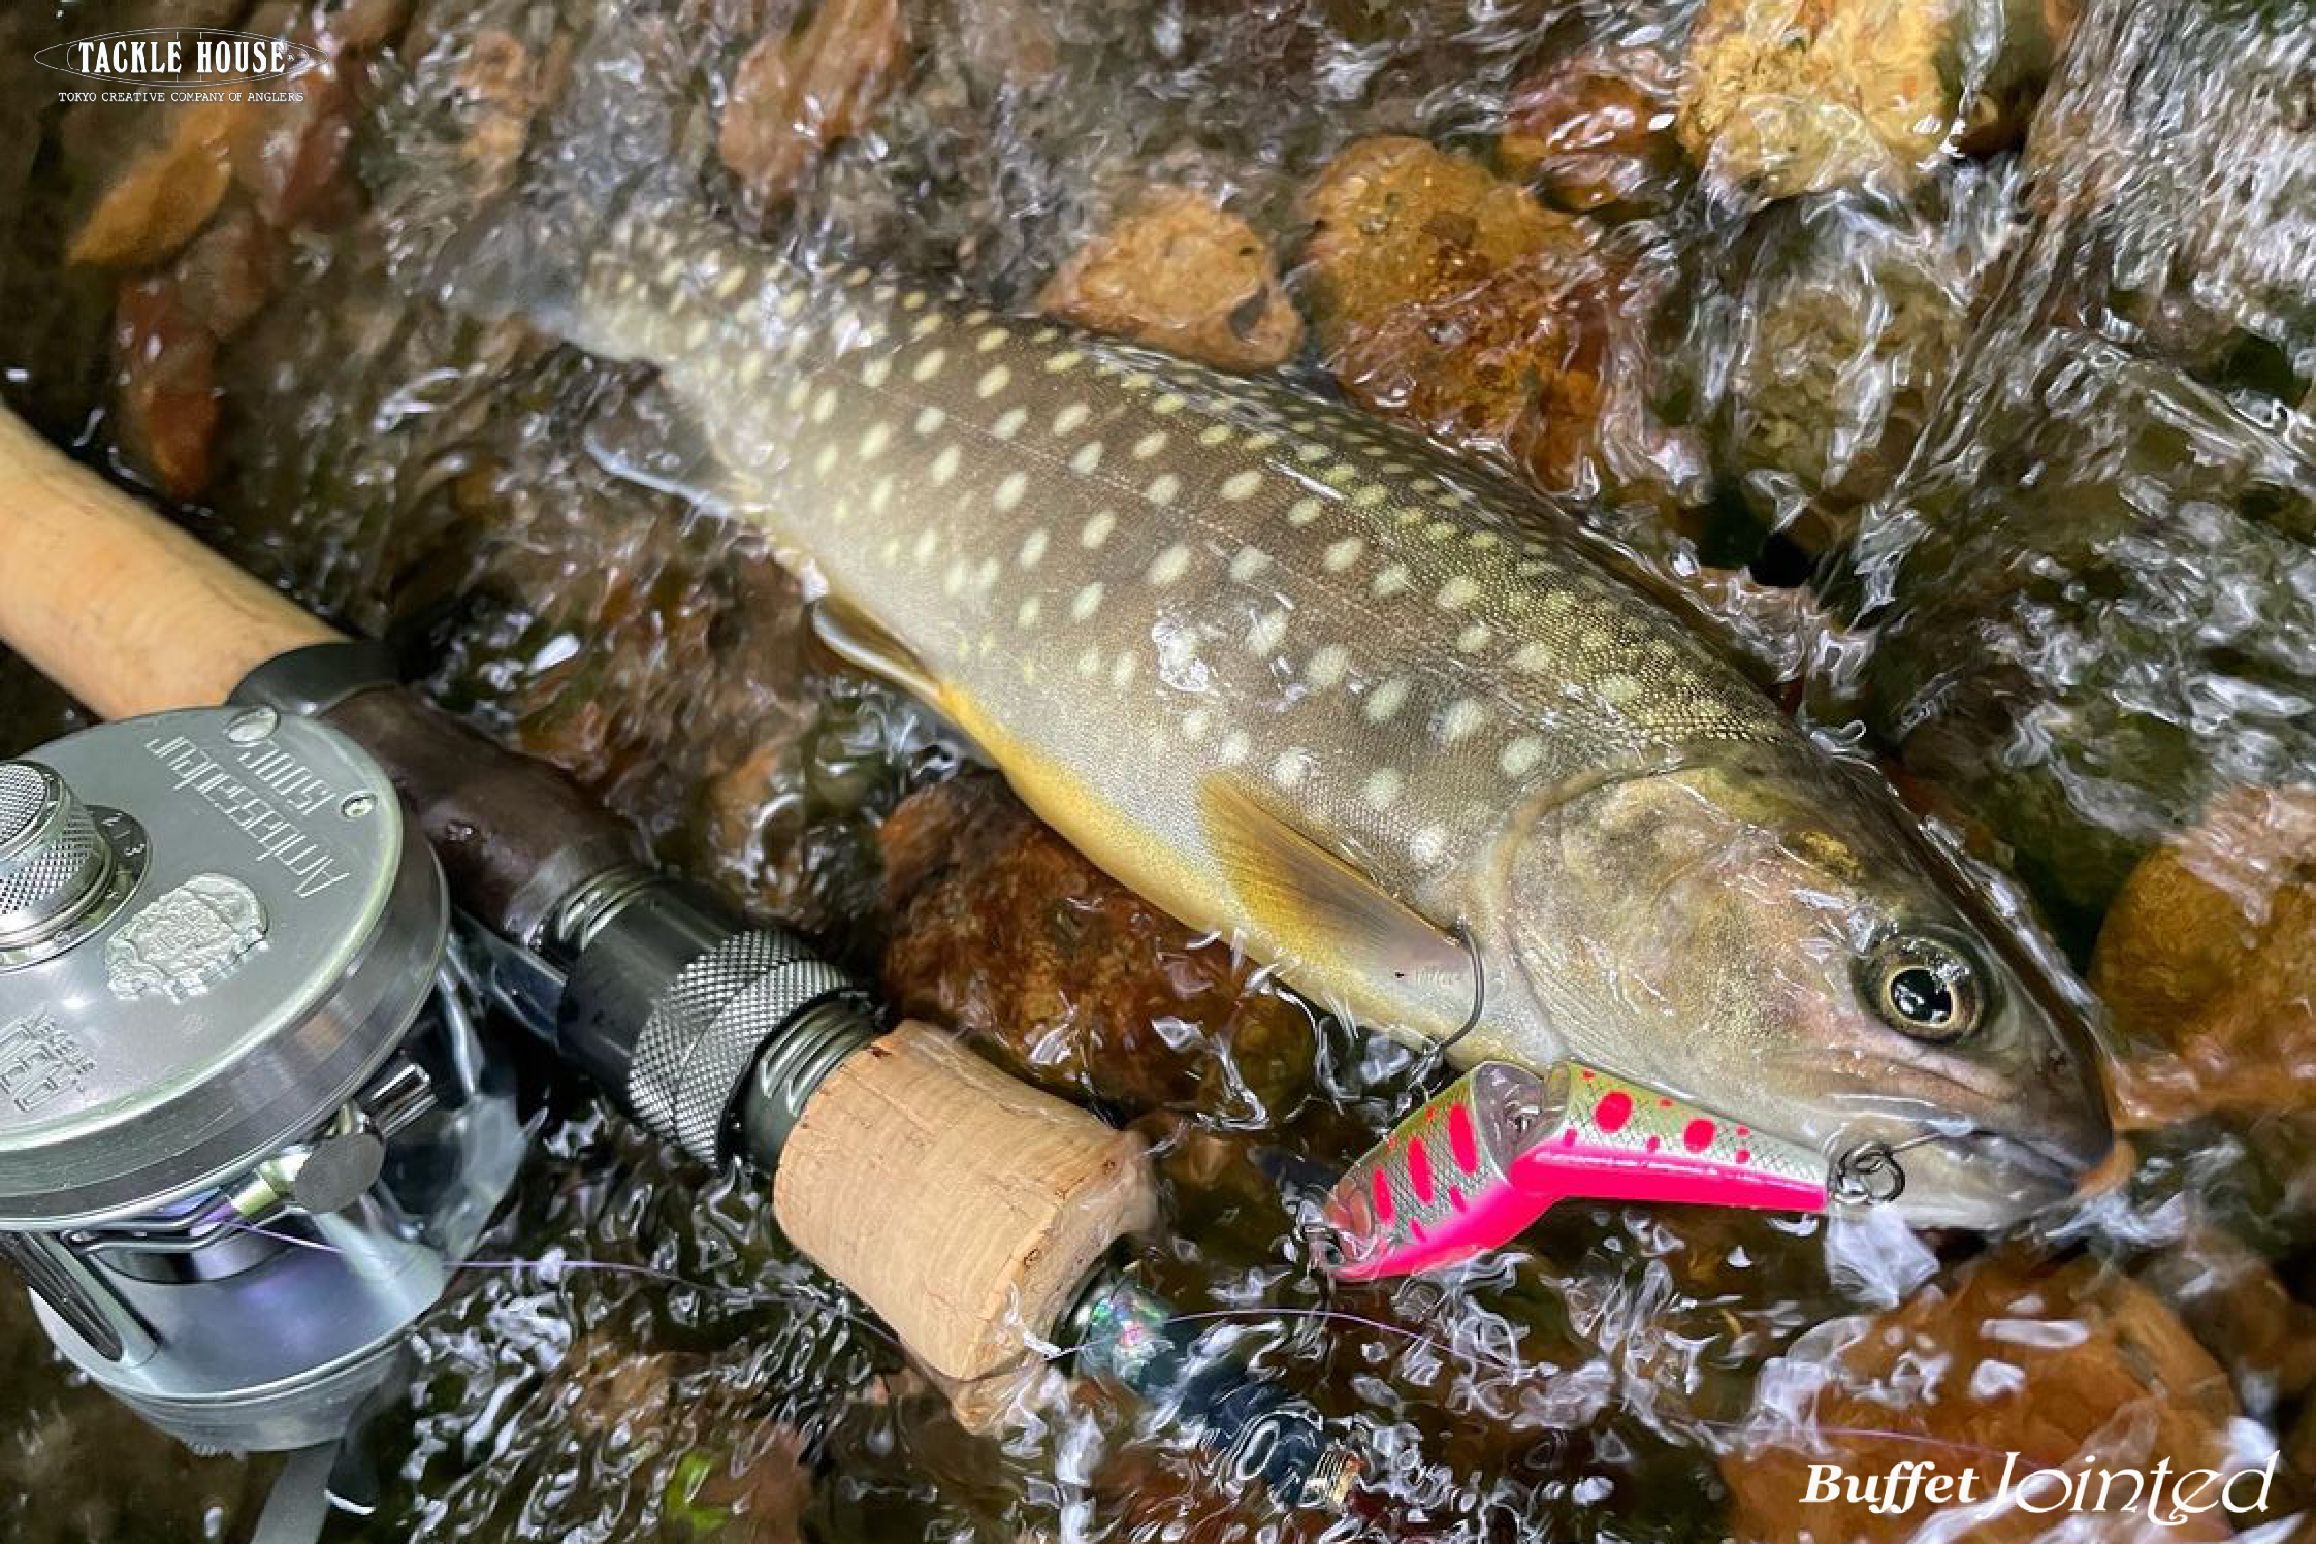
[808,597,947,706]
[1199,775,1470,1003]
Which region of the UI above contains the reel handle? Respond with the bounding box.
[0,410,339,718]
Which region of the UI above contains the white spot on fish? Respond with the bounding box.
[1044,349,1084,374]
[910,312,942,339]
[1133,431,1168,460]
[1218,730,1252,766]
[870,475,896,513]
[1437,576,1479,611]
[1182,708,1211,743]
[1221,470,1263,502]
[1199,424,1233,448]
[943,560,968,598]
[1082,510,1116,548]
[1020,529,1049,568]
[1110,651,1138,689]
[1149,545,1192,586]
[1409,827,1448,866]
[929,445,962,485]
[1272,748,1314,789]
[992,407,1028,440]
[977,327,1008,353]
[1364,678,1409,723]
[1152,392,1188,415]
[1439,699,1487,743]
[993,471,1029,512]
[1352,484,1389,509]
[1229,546,1271,583]
[913,528,939,563]
[902,290,928,311]
[912,349,947,383]
[1146,473,1182,506]
[1071,582,1105,620]
[976,364,1012,399]
[1247,608,1289,656]
[1363,768,1403,810]
[860,422,892,458]
[1598,674,1643,706]
[1077,647,1104,678]
[861,356,891,389]
[1499,737,1545,777]
[1054,402,1091,435]
[1017,597,1042,628]
[1323,537,1364,573]
[915,406,946,436]
[1305,644,1350,689]
[1372,564,1413,601]
[1456,623,1491,654]
[1070,441,1105,476]
[812,443,839,477]
[1287,497,1324,527]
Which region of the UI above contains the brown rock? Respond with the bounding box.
[878,773,1314,1121]
[2093,785,2316,1126]
[718,0,909,215]
[1299,136,1573,353]
[1038,186,1303,372]
[113,276,221,500]
[2135,1226,2316,1412]
[67,100,244,268]
[230,52,358,229]
[1297,136,1647,498]
[1726,1253,2242,1544]
[1499,46,1687,214]
[1675,0,1953,199]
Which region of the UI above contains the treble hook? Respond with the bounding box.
[1830,1132,1941,1205]
[1429,919,1487,1059]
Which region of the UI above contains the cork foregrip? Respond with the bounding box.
[774,1023,1158,1416]
[0,410,339,717]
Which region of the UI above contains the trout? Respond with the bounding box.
[559,203,2112,1229]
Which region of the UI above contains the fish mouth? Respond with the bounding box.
[1855,1126,2113,1231]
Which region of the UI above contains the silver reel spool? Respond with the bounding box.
[0,706,521,1455]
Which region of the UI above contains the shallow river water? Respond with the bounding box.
[0,0,2312,1540]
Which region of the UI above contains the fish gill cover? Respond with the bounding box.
[0,0,2309,1540]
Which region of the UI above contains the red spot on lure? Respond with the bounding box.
[1322,1062,1829,1281]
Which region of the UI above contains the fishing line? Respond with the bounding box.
[223,1232,2016,1472]
[218,1219,906,1354]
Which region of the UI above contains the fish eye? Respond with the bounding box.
[1863,933,1986,1042]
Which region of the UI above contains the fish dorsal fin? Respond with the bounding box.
[1198,775,1471,1010]
[809,597,946,705]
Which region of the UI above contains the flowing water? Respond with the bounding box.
[0,0,2311,1539]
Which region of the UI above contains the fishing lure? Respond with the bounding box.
[1322,1061,1831,1280]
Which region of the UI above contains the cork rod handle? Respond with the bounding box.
[775,1023,1157,1428]
[0,410,339,717]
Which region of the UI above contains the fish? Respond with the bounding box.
[555,200,2114,1230]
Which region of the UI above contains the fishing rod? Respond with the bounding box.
[0,409,1355,1538]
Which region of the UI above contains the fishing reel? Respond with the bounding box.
[0,704,523,1454]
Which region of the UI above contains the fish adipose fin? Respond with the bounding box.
[1198,776,1470,1015]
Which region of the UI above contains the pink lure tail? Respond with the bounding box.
[1322,1061,1829,1281]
